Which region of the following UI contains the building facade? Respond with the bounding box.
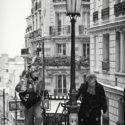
[90,0,124,125]
[0,54,24,125]
[23,0,90,96]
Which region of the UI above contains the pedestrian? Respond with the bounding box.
[76,74,107,125]
[15,68,43,125]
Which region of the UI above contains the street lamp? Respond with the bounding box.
[66,0,81,125]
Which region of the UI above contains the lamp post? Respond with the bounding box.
[66,0,81,125]
[3,89,5,125]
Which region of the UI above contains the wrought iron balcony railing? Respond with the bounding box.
[102,60,109,71]
[28,56,90,67]
[54,89,67,95]
[114,1,125,17]
[21,48,29,56]
[53,0,65,2]
[53,0,89,2]
[102,7,109,20]
[29,28,41,39]
[93,11,98,22]
[49,25,70,36]
[79,25,88,35]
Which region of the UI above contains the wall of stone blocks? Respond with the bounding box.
[104,85,124,125]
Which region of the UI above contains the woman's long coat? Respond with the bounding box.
[76,81,107,125]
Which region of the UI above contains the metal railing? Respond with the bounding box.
[79,25,88,35]
[102,7,109,20]
[49,25,70,36]
[93,11,98,22]
[114,1,125,17]
[45,102,69,125]
[54,89,68,95]
[29,28,41,39]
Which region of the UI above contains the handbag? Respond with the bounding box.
[19,78,41,109]
[19,91,41,109]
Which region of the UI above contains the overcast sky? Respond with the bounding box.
[0,0,31,58]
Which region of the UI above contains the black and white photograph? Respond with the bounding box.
[0,0,124,125]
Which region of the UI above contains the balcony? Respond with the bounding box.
[21,48,29,57]
[53,0,89,2]
[102,60,109,71]
[29,28,41,39]
[102,7,109,20]
[114,1,125,17]
[53,0,65,2]
[79,25,88,35]
[54,89,67,95]
[93,11,98,22]
[49,25,70,36]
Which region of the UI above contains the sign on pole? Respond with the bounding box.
[41,99,49,109]
[9,100,24,111]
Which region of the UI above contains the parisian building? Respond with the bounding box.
[90,0,124,125]
[23,0,90,97]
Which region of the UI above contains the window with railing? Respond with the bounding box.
[55,75,67,95]
[93,11,98,22]
[56,43,66,56]
[79,25,88,35]
[102,7,110,20]
[49,25,70,36]
[53,0,66,2]
[114,1,125,17]
[102,0,109,20]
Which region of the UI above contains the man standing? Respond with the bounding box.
[76,74,107,125]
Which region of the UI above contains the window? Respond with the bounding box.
[116,31,125,73]
[55,13,67,35]
[102,34,110,71]
[56,75,66,94]
[103,34,109,61]
[56,43,66,56]
[115,32,120,72]
[83,43,90,58]
[94,36,99,70]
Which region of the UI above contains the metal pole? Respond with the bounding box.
[3,89,5,125]
[42,39,46,125]
[43,40,45,89]
[69,16,77,106]
[15,91,17,125]
[68,16,78,125]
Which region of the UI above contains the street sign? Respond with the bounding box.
[9,100,24,111]
[41,99,49,109]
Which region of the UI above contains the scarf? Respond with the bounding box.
[87,85,95,95]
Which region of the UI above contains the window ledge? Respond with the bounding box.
[99,82,124,96]
[102,70,110,74]
[115,72,125,77]
[94,70,99,73]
